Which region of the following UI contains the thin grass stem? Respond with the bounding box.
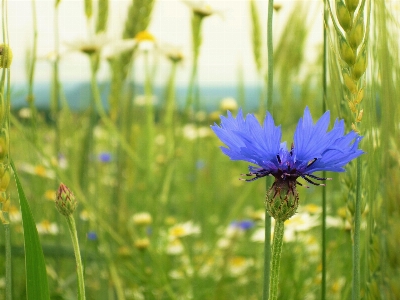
[266,0,274,113]
[352,157,362,300]
[321,0,328,298]
[263,1,274,299]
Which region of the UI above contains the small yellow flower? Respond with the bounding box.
[34,165,47,177]
[168,221,201,238]
[79,209,91,221]
[337,207,347,219]
[36,220,59,235]
[134,238,150,250]
[182,124,211,140]
[9,205,21,223]
[219,97,238,112]
[302,203,322,214]
[208,111,221,123]
[132,212,153,226]
[166,238,184,255]
[228,256,253,277]
[44,190,56,201]
[135,31,156,43]
[134,31,156,51]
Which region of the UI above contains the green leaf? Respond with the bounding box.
[11,160,50,300]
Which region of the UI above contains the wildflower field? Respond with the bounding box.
[0,0,399,299]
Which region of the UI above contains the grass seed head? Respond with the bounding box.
[0,169,10,192]
[0,134,9,161]
[343,70,358,94]
[355,88,364,104]
[352,46,367,80]
[346,0,360,14]
[336,0,352,31]
[349,12,365,49]
[339,35,355,66]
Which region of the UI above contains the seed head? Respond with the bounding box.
[338,35,355,66]
[336,0,352,32]
[343,70,358,94]
[346,0,360,14]
[0,169,10,192]
[349,12,365,49]
[352,46,367,80]
[55,183,77,216]
[0,134,9,161]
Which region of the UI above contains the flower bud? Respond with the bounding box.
[336,0,352,32]
[338,35,355,66]
[55,183,77,216]
[265,179,299,221]
[0,44,13,68]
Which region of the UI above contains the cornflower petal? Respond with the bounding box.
[211,109,281,171]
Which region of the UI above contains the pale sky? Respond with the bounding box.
[7,0,323,85]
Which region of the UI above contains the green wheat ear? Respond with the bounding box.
[329,0,370,133]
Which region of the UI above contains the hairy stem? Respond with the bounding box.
[269,220,284,300]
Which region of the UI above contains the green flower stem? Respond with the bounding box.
[269,220,284,300]
[263,209,271,300]
[352,157,362,300]
[65,214,86,300]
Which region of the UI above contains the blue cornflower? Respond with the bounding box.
[231,220,255,231]
[98,152,112,163]
[211,107,364,221]
[87,231,98,241]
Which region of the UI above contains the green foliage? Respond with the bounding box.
[11,160,50,300]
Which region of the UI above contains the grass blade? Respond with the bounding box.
[10,159,50,300]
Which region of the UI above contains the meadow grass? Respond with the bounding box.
[0,0,399,299]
